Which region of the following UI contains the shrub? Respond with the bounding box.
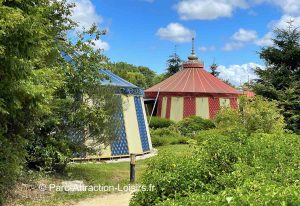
[148,117,174,129]
[151,135,169,147]
[0,135,25,204]
[150,127,179,137]
[157,185,300,206]
[150,127,189,147]
[130,146,203,206]
[26,136,70,173]
[176,116,215,136]
[151,136,189,147]
[215,96,285,134]
[130,129,300,206]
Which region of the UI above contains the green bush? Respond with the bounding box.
[130,146,203,206]
[148,117,175,129]
[215,96,285,134]
[151,136,189,147]
[150,127,189,147]
[176,116,215,136]
[0,135,25,204]
[130,130,300,206]
[157,185,300,206]
[131,97,296,206]
[26,136,70,173]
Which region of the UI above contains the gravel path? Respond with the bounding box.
[73,192,133,206]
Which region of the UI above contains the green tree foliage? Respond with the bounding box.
[253,26,300,133]
[221,79,236,88]
[0,0,70,200]
[150,127,188,147]
[130,98,298,205]
[215,96,285,134]
[108,62,156,88]
[209,63,220,77]
[152,73,167,85]
[166,53,182,77]
[176,116,215,136]
[149,132,300,206]
[148,117,175,129]
[0,0,120,202]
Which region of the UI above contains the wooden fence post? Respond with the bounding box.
[130,153,136,183]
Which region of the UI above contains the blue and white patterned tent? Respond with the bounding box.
[61,52,152,158]
[91,70,152,158]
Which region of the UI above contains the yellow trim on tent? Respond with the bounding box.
[220,98,230,108]
[122,95,143,155]
[196,97,209,119]
[170,97,183,122]
[161,96,168,118]
[141,96,152,150]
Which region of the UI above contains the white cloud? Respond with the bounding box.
[156,23,195,43]
[175,0,248,20]
[218,63,263,86]
[68,1,109,51]
[272,15,300,30]
[279,0,300,16]
[222,28,257,51]
[92,39,110,51]
[232,28,257,42]
[255,32,273,46]
[255,15,300,47]
[222,41,244,51]
[175,0,300,20]
[199,46,216,52]
[69,0,102,31]
[277,0,300,16]
[257,0,300,16]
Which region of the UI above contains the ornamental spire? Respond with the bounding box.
[188,37,198,61]
[192,37,195,55]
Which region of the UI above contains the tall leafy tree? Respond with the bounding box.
[166,53,182,77]
[210,63,220,77]
[253,25,300,133]
[0,0,119,202]
[108,62,156,88]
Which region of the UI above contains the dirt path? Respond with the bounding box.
[73,192,133,206]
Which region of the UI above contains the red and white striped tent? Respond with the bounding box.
[145,39,240,121]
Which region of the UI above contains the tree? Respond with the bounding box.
[253,25,300,133]
[0,0,120,202]
[0,0,71,200]
[166,53,182,77]
[107,62,157,88]
[153,73,167,85]
[210,63,220,77]
[222,79,236,88]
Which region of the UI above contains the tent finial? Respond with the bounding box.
[192,36,195,55]
[188,36,198,61]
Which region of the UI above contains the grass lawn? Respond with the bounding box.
[16,144,191,206]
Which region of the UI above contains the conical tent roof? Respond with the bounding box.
[100,70,144,96]
[145,38,239,122]
[100,70,139,88]
[145,68,239,94]
[145,38,239,95]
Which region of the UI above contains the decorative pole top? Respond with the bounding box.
[192,37,195,55]
[188,37,198,61]
[183,36,204,69]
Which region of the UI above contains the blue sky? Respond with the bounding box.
[70,0,300,85]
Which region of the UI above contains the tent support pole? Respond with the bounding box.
[149,88,160,124]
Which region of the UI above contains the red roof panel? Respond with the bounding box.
[145,68,239,95]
